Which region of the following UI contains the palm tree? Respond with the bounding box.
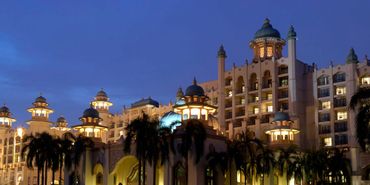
[70,134,94,185]
[326,148,352,184]
[21,134,43,185]
[55,132,74,185]
[145,118,174,185]
[21,132,58,185]
[276,145,298,185]
[350,87,370,151]
[234,130,263,185]
[303,149,329,185]
[173,119,207,184]
[256,147,276,185]
[124,113,152,185]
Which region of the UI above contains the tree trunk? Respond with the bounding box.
[37,168,41,185]
[52,169,55,185]
[186,153,188,185]
[143,159,146,185]
[229,162,231,185]
[153,160,157,185]
[45,162,48,185]
[138,158,142,185]
[41,166,45,185]
[59,163,63,185]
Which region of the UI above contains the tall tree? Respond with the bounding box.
[124,113,152,185]
[174,119,206,184]
[256,147,276,184]
[70,134,94,185]
[350,87,370,150]
[234,130,262,185]
[276,145,298,185]
[21,134,43,185]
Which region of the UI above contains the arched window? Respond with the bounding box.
[96,172,103,185]
[236,76,245,93]
[205,166,216,185]
[174,162,186,185]
[262,70,272,88]
[225,77,232,86]
[333,72,346,83]
[249,73,258,91]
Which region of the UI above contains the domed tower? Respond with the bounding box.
[250,18,285,63]
[173,78,217,122]
[53,116,70,132]
[265,110,299,148]
[27,96,54,133]
[91,89,113,113]
[72,105,108,142]
[0,105,16,129]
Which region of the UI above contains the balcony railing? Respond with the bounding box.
[319,126,331,134]
[334,121,348,132]
[236,111,245,117]
[319,114,330,122]
[278,92,288,99]
[247,118,256,125]
[334,99,347,107]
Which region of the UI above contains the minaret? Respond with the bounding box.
[176,87,184,102]
[346,48,359,64]
[91,89,113,127]
[91,89,113,113]
[217,45,226,131]
[287,25,297,116]
[27,96,54,133]
[0,105,16,131]
[54,116,69,132]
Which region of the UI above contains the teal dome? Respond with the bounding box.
[160,111,181,129]
[273,111,290,122]
[254,18,281,39]
[185,78,205,96]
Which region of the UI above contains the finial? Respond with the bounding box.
[193,77,197,85]
[264,18,270,24]
[287,25,297,39]
[218,44,227,58]
[346,48,359,64]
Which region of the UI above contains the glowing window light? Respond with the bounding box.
[259,47,265,58]
[267,47,273,57]
[190,108,200,119]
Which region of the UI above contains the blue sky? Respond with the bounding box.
[0,0,369,127]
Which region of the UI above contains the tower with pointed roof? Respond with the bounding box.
[91,89,113,113]
[27,95,54,133]
[0,105,16,129]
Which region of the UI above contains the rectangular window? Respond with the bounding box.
[259,47,265,58]
[240,98,245,105]
[253,107,259,114]
[337,111,347,120]
[361,77,370,85]
[267,105,273,112]
[323,137,332,146]
[335,87,346,95]
[321,101,331,109]
[318,88,330,98]
[267,47,273,57]
[267,93,273,100]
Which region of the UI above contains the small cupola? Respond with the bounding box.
[0,105,16,128]
[265,110,299,146]
[27,95,54,122]
[91,89,113,112]
[72,104,107,139]
[174,78,216,121]
[250,18,286,63]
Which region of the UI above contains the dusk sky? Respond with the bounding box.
[0,0,369,127]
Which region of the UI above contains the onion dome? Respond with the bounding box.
[346,48,359,64]
[185,78,205,96]
[218,45,227,58]
[273,111,291,122]
[35,96,47,103]
[95,89,108,101]
[254,18,281,39]
[82,105,100,119]
[0,105,11,117]
[287,25,297,39]
[56,116,68,127]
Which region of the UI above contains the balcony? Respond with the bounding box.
[233,120,242,128]
[225,102,232,108]
[247,117,256,125]
[334,98,347,108]
[225,113,232,119]
[335,134,348,145]
[278,67,288,75]
[260,115,270,124]
[334,121,348,132]
[278,92,288,99]
[318,114,330,122]
[236,111,245,117]
[318,92,330,98]
[262,83,272,89]
[319,125,331,134]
